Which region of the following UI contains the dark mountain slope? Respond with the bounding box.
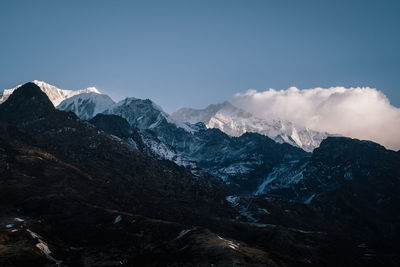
[89,113,135,138]
[0,82,233,225]
[0,83,288,265]
[233,136,400,265]
[88,113,203,170]
[309,137,400,239]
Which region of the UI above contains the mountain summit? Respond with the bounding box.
[103,97,195,132]
[57,92,115,120]
[0,82,55,122]
[0,80,100,106]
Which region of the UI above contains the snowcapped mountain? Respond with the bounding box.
[57,92,115,120]
[90,95,307,191]
[103,97,195,133]
[3,82,400,266]
[97,96,309,192]
[0,81,323,193]
[0,80,100,106]
[57,94,197,167]
[171,103,228,124]
[172,102,330,152]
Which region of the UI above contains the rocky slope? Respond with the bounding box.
[255,137,400,203]
[89,114,199,170]
[228,136,400,265]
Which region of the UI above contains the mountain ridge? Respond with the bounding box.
[57,92,115,120]
[2,80,330,152]
[172,101,331,152]
[0,80,100,106]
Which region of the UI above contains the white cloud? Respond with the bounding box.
[231,87,400,150]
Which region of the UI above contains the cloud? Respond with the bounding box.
[231,87,400,150]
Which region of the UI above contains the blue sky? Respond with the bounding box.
[1,0,399,112]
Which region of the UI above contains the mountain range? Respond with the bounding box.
[1,81,399,266]
[172,102,331,152]
[1,81,330,152]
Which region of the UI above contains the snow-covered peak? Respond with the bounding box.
[209,108,329,152]
[104,97,195,133]
[172,102,233,124]
[172,101,330,152]
[84,86,101,94]
[1,80,101,106]
[57,92,115,120]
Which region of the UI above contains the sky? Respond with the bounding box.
[0,0,399,113]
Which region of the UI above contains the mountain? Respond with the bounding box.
[0,80,100,106]
[89,114,199,170]
[101,96,308,193]
[172,102,228,124]
[231,137,400,265]
[103,97,195,132]
[0,83,231,223]
[57,92,115,120]
[2,81,310,192]
[2,82,400,266]
[172,101,330,152]
[254,136,400,202]
[53,90,311,192]
[1,83,283,266]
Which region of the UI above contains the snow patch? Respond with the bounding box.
[176,229,191,239]
[114,215,122,224]
[226,195,240,207]
[26,229,62,266]
[255,161,308,195]
[217,235,240,250]
[304,194,315,205]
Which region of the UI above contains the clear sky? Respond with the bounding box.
[1,0,399,112]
